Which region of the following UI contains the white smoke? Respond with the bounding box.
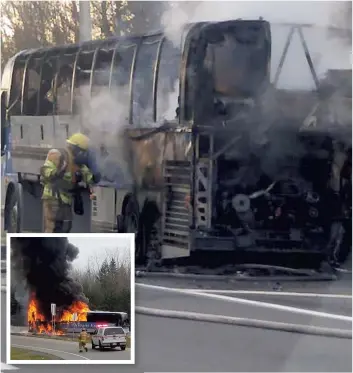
[161,1,352,90]
[76,84,133,185]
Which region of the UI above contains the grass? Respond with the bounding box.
[11,347,63,360]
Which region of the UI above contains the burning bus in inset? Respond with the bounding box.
[27,294,129,335]
[27,294,89,335]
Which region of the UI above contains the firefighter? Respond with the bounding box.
[78,328,89,353]
[40,133,101,233]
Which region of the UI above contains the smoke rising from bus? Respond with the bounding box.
[68,1,350,187]
[11,237,88,321]
[155,1,351,186]
[161,1,351,90]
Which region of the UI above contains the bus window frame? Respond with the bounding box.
[131,35,161,126]
[36,50,59,116]
[20,52,36,115]
[52,46,77,115]
[108,40,122,93]
[179,24,201,124]
[90,40,118,97]
[128,40,141,125]
[1,90,6,156]
[70,46,84,114]
[155,38,182,123]
[152,37,165,122]
[89,45,101,97]
[41,52,61,115]
[107,40,139,125]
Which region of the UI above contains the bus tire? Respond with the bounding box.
[4,182,23,233]
[123,199,146,264]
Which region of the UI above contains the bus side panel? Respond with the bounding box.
[52,115,82,149]
[10,116,55,175]
[91,186,117,232]
[128,130,192,259]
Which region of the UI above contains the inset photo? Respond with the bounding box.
[7,233,135,365]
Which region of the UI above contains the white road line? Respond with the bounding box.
[183,290,352,299]
[137,283,353,323]
[1,362,19,370]
[11,344,90,360]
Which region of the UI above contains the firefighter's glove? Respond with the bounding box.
[56,160,68,178]
[75,171,83,183]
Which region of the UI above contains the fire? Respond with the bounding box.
[28,298,45,323]
[27,294,89,335]
[60,301,89,322]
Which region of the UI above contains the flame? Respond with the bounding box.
[27,294,89,335]
[60,301,90,322]
[28,298,45,322]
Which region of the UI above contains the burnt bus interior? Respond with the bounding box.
[179,22,351,266]
[2,19,351,266]
[6,34,182,123]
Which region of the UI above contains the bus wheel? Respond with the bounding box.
[4,184,23,233]
[124,200,146,264]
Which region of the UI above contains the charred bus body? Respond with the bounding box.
[1,20,351,266]
[28,311,130,334]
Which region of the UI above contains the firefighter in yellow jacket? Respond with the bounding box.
[79,328,89,353]
[40,133,101,233]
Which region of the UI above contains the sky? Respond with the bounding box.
[68,235,132,271]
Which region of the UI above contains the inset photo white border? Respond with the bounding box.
[6,233,136,365]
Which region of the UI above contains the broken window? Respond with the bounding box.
[55,53,76,115]
[132,36,160,127]
[40,54,59,115]
[156,39,181,122]
[8,59,25,116]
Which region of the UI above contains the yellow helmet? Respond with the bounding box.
[66,133,90,151]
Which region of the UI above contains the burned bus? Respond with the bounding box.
[1,19,351,266]
[30,311,130,334]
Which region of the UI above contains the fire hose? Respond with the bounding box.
[136,306,351,340]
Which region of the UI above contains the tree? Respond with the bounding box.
[0,1,135,66]
[75,254,131,313]
[109,257,117,273]
[127,1,168,34]
[97,259,110,284]
[0,1,79,66]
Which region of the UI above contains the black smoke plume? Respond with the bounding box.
[11,237,88,320]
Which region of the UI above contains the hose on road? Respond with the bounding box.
[136,306,352,340]
[135,270,337,282]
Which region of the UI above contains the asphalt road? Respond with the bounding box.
[135,280,352,329]
[2,274,352,372]
[11,335,131,361]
